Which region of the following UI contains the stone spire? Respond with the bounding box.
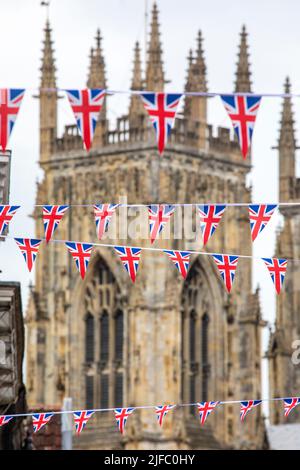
[184,31,208,149]
[87,29,106,88]
[86,29,107,147]
[131,41,143,90]
[234,25,252,92]
[40,19,56,88]
[278,77,296,201]
[39,19,58,163]
[129,42,145,128]
[145,2,165,91]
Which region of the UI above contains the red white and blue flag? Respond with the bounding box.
[212,254,239,293]
[0,415,13,427]
[197,401,219,425]
[240,400,262,421]
[66,89,105,151]
[43,205,69,243]
[220,95,262,159]
[0,205,20,235]
[114,246,141,282]
[283,398,300,417]
[148,204,175,244]
[262,258,287,294]
[65,242,93,279]
[114,407,135,434]
[15,238,42,272]
[248,204,277,241]
[141,93,182,154]
[163,250,191,279]
[155,405,176,427]
[0,88,25,152]
[197,205,226,246]
[73,410,94,434]
[93,204,119,240]
[32,413,53,433]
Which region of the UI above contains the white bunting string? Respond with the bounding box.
[7,202,300,208]
[0,234,299,262]
[1,395,298,419]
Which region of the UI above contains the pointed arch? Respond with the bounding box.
[181,255,224,409]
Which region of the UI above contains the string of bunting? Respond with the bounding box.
[0,87,295,157]
[0,203,293,294]
[0,397,299,435]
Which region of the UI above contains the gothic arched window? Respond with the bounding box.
[85,312,94,363]
[83,257,125,410]
[181,258,212,410]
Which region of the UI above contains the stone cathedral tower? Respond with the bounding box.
[26,4,266,449]
[268,78,300,425]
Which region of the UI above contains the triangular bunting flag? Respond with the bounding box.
[155,405,176,427]
[65,242,93,279]
[197,205,226,246]
[65,89,105,151]
[93,204,119,240]
[43,205,69,243]
[283,398,300,417]
[32,413,53,433]
[240,400,262,421]
[0,89,25,152]
[141,93,182,154]
[262,258,287,294]
[0,205,20,235]
[163,250,191,279]
[114,408,134,434]
[212,254,239,293]
[73,410,94,434]
[248,204,277,241]
[148,204,175,244]
[15,238,42,272]
[220,94,262,158]
[0,415,13,427]
[114,246,141,282]
[197,401,219,425]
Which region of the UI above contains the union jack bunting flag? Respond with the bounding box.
[93,204,119,240]
[66,89,105,151]
[42,205,69,243]
[15,238,42,272]
[0,415,13,427]
[73,410,94,434]
[65,242,93,279]
[141,93,182,154]
[32,413,53,433]
[0,88,25,152]
[147,204,175,244]
[163,250,191,279]
[283,398,300,417]
[114,246,142,282]
[197,402,219,425]
[114,408,135,434]
[197,205,226,246]
[248,204,277,242]
[212,254,239,293]
[220,95,262,159]
[0,205,20,235]
[240,400,262,422]
[155,405,176,427]
[262,258,287,294]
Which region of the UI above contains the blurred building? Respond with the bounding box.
[267,78,300,425]
[0,282,27,449]
[26,3,267,449]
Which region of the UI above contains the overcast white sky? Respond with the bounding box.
[0,0,299,411]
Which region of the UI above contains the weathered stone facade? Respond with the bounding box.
[26,4,266,449]
[268,78,300,425]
